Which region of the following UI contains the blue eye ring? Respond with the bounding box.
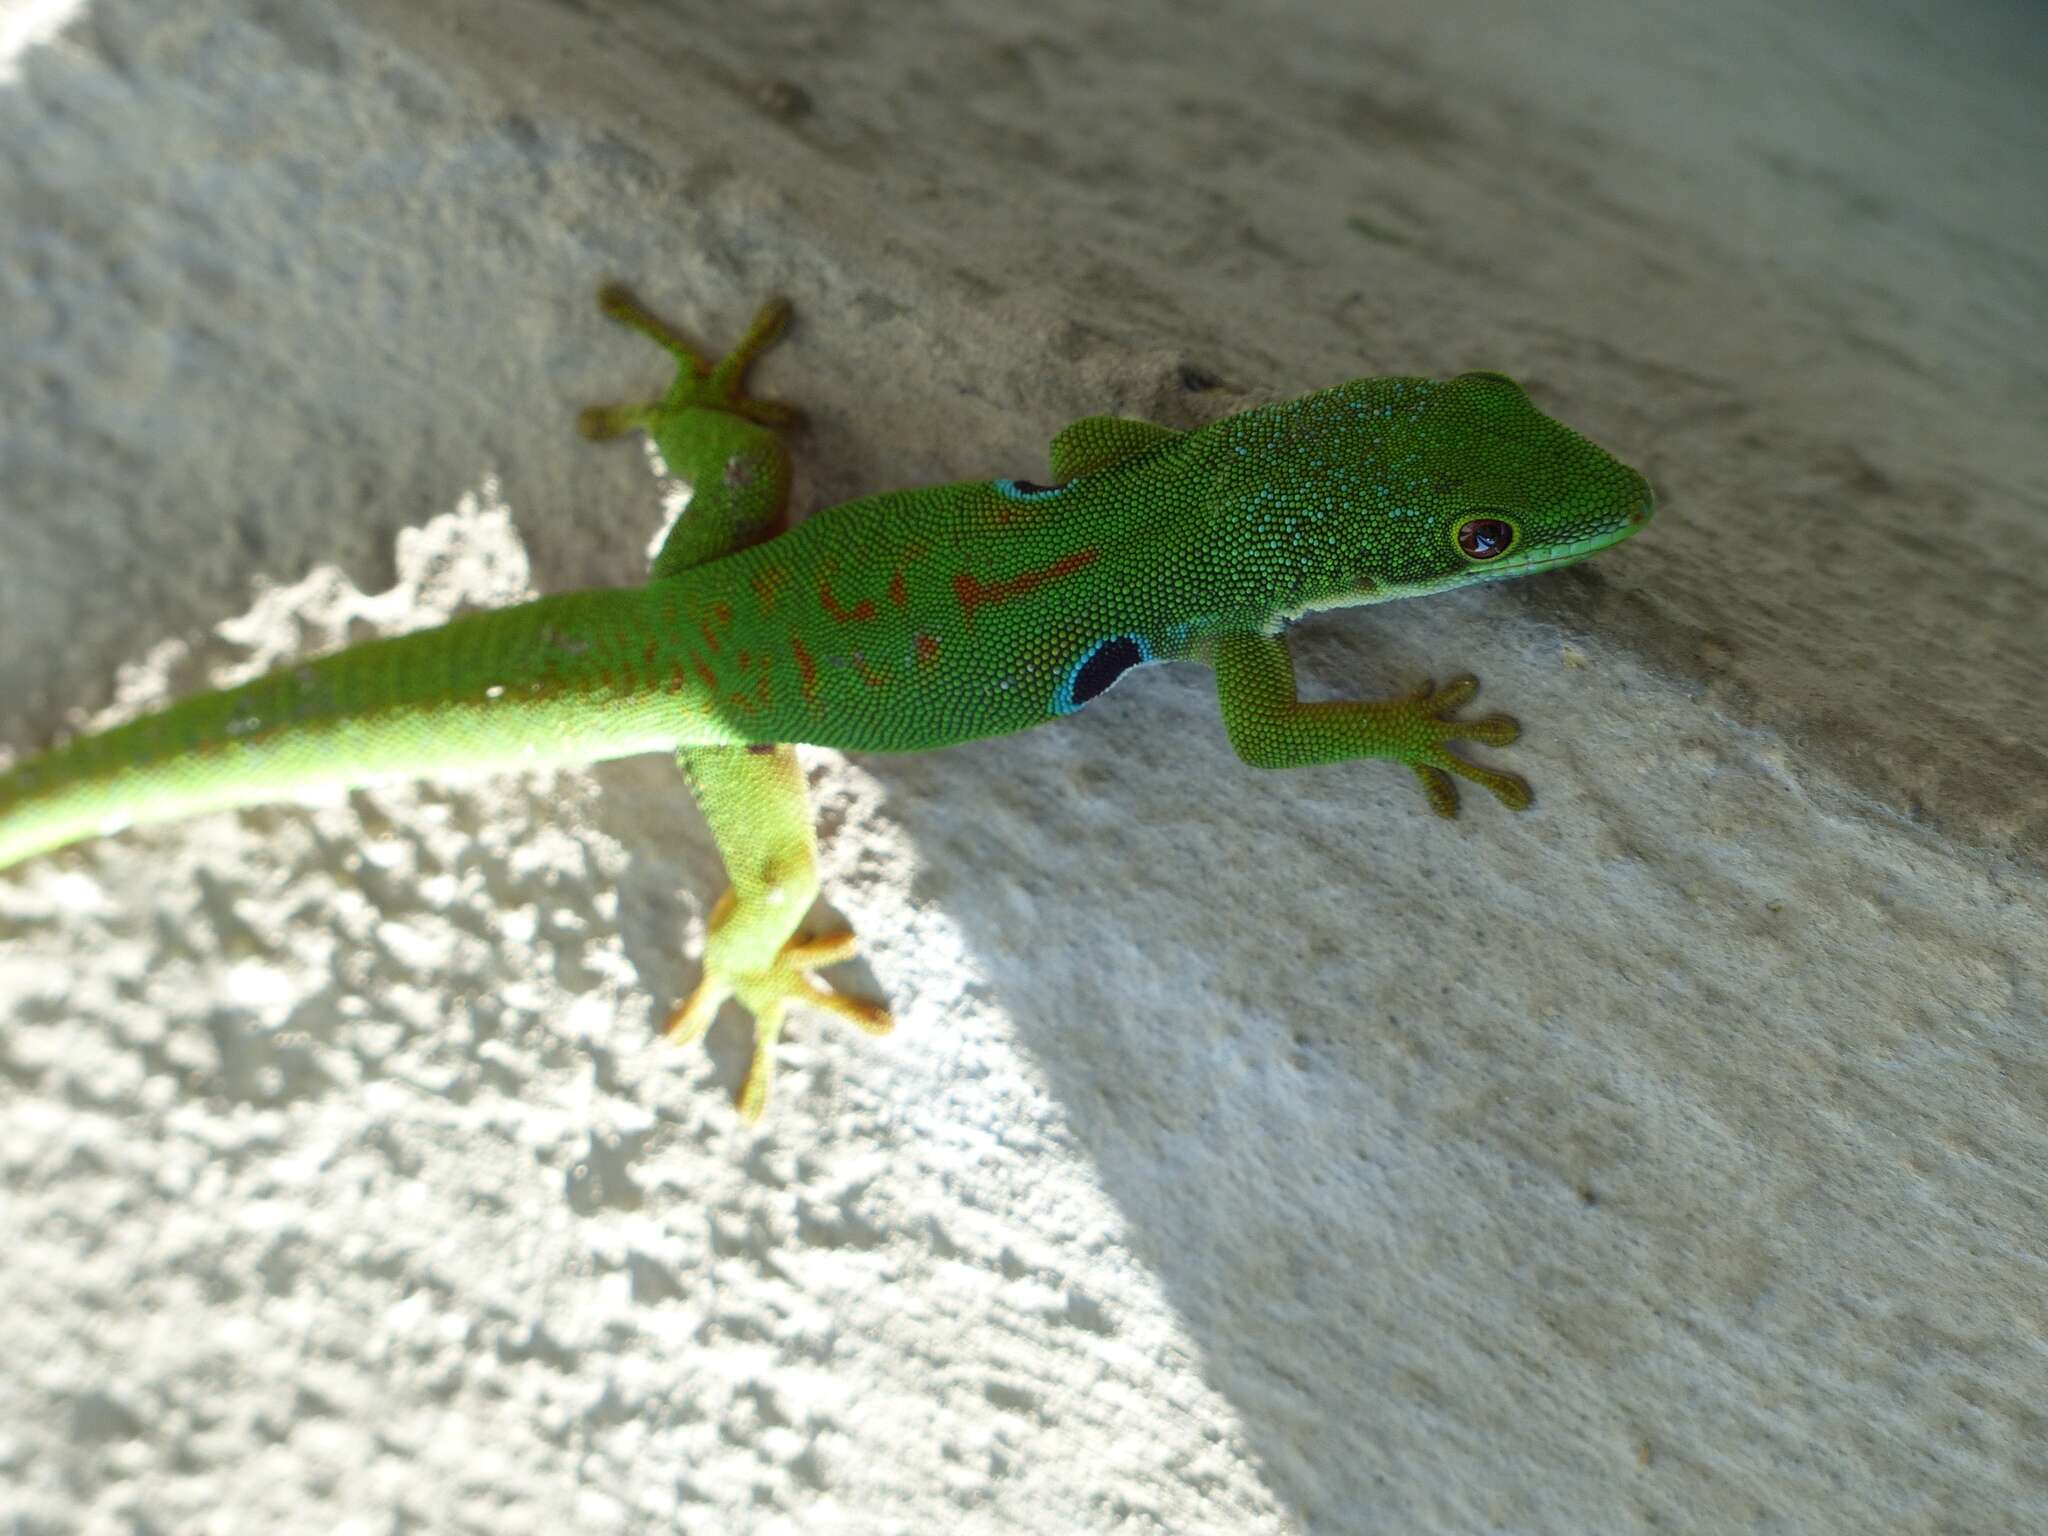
[994,478,1069,502]
[1053,634,1153,715]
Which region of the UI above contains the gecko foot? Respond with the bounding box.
[664,895,892,1122]
[1392,675,1531,818]
[578,284,804,439]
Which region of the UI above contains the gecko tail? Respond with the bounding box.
[0,589,712,874]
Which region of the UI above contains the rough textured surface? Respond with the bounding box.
[2,0,2044,1532]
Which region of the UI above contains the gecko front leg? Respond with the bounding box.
[1210,629,1530,817]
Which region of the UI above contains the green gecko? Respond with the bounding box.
[0,285,1653,1117]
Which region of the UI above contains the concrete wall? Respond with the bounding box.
[3,1,2043,1530]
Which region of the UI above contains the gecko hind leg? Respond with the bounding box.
[665,890,893,1123]
[579,286,885,1121]
[668,689,890,1123]
[577,283,803,437]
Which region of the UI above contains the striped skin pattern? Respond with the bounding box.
[0,288,1653,1116]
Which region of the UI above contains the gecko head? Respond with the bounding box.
[1255,371,1654,611]
[1371,371,1653,598]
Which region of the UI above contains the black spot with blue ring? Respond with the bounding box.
[1053,634,1153,715]
[994,477,1068,501]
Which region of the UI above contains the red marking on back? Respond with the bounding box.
[952,548,1100,623]
[668,664,686,694]
[888,569,909,608]
[914,633,941,668]
[819,579,877,624]
[642,638,657,665]
[790,633,819,703]
[693,657,717,692]
[690,600,734,655]
[855,658,888,689]
[752,567,789,614]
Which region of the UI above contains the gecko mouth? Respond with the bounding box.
[1496,487,1655,576]
[1496,529,1632,575]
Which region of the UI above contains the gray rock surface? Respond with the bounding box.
[2,0,2043,1531]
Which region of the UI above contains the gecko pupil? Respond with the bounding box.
[1008,479,1064,495]
[1456,517,1515,560]
[1071,636,1146,705]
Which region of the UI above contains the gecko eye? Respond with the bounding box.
[1455,516,1516,560]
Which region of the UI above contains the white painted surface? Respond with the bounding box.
[3,1,2044,1531]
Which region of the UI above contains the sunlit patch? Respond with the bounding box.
[225,960,295,1011]
[0,0,89,83]
[46,869,108,914]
